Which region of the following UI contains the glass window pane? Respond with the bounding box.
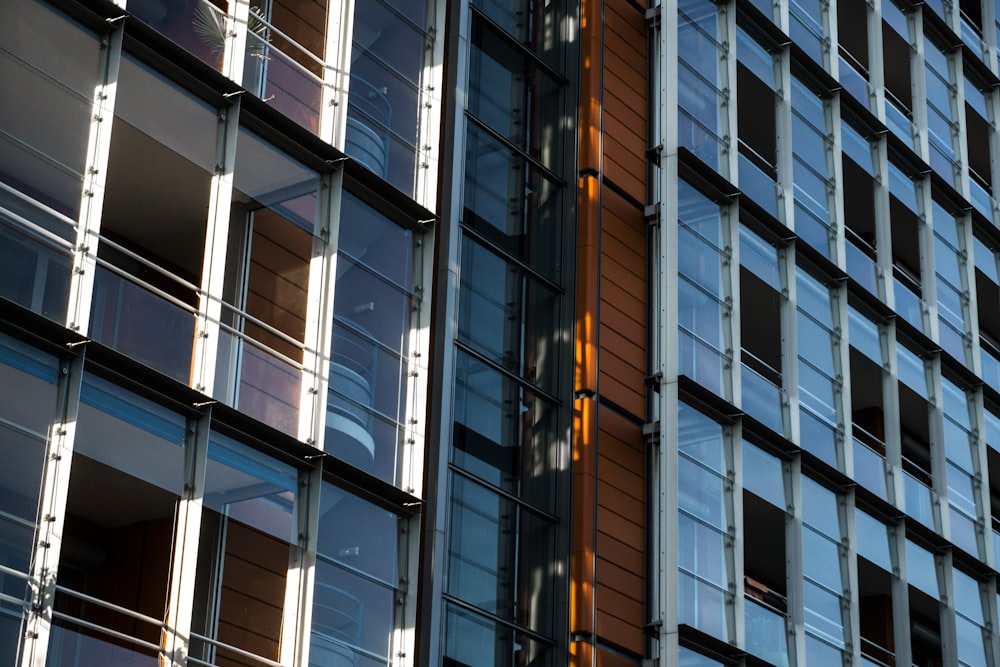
[452,351,558,512]
[678,403,726,473]
[446,476,555,634]
[192,434,299,665]
[458,239,561,393]
[801,476,840,537]
[348,0,430,193]
[679,458,725,528]
[802,526,843,591]
[743,441,785,507]
[905,540,939,597]
[444,602,552,667]
[91,55,219,383]
[54,375,186,662]
[855,509,891,571]
[953,569,984,624]
[0,0,101,219]
[0,334,58,663]
[129,0,229,72]
[740,227,780,290]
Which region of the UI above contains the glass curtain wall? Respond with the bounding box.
[739,225,786,435]
[442,0,572,663]
[923,40,960,188]
[0,334,60,665]
[841,122,881,296]
[887,161,926,332]
[848,305,891,500]
[791,77,836,259]
[90,54,217,384]
[974,234,1000,387]
[800,477,851,663]
[795,268,844,469]
[855,509,896,665]
[677,181,732,400]
[742,441,790,665]
[677,0,729,176]
[932,202,972,365]
[736,27,781,219]
[0,0,103,324]
[50,374,187,665]
[964,77,994,219]
[941,377,983,557]
[677,404,735,642]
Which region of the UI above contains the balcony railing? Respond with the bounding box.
[839,50,872,110]
[860,636,895,667]
[745,595,789,666]
[845,236,879,295]
[742,352,785,435]
[903,468,936,530]
[853,426,889,500]
[738,142,779,218]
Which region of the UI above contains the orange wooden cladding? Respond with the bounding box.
[573,0,649,659]
[214,521,291,666]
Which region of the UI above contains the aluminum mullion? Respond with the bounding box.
[19,350,85,667]
[162,409,210,667]
[191,96,239,397]
[65,21,121,335]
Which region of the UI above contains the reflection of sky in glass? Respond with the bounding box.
[905,539,939,597]
[855,509,891,571]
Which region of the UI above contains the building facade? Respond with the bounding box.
[5,0,1000,666]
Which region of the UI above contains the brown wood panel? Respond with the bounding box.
[597,426,644,470]
[597,366,645,416]
[603,48,646,102]
[597,335,644,379]
[596,646,643,667]
[596,455,644,502]
[599,327,644,370]
[600,228,645,282]
[604,86,647,141]
[572,397,598,635]
[215,522,289,663]
[596,610,644,656]
[599,404,644,442]
[605,18,646,71]
[597,480,644,527]
[604,86,645,125]
[595,556,644,602]
[603,126,646,175]
[600,255,646,303]
[602,155,646,203]
[597,372,645,416]
[598,279,645,326]
[606,1,648,43]
[602,201,645,248]
[273,0,326,56]
[577,176,601,393]
[225,522,292,571]
[596,505,643,546]
[254,207,313,259]
[219,555,287,604]
[603,136,646,180]
[216,622,280,666]
[597,585,644,626]
[219,589,284,636]
[597,529,643,575]
[599,300,644,347]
